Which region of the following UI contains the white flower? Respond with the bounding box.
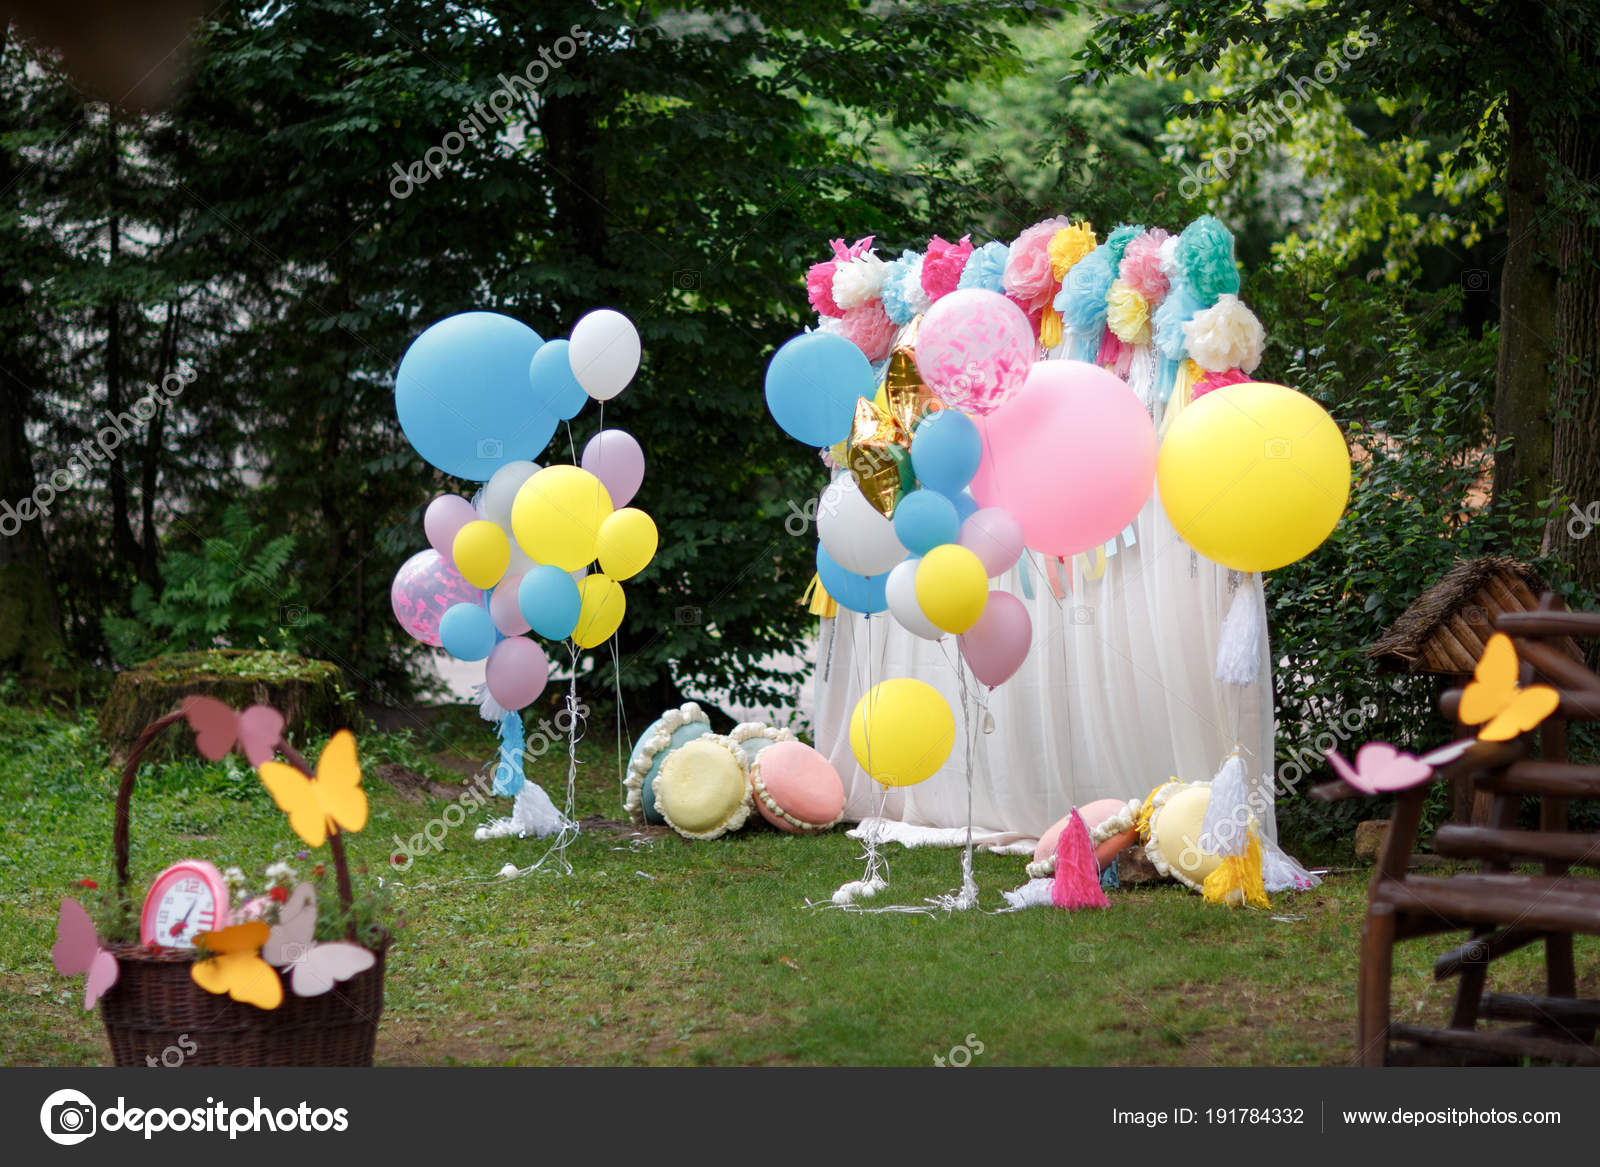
[831,250,889,310]
[263,860,298,886]
[1181,294,1265,373]
[223,866,247,888]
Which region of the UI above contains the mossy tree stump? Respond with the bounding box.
[100,650,357,759]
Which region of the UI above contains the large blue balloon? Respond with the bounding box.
[816,545,888,614]
[892,489,960,555]
[951,489,979,523]
[396,312,552,481]
[440,602,497,661]
[518,565,582,640]
[765,332,876,447]
[910,408,981,495]
[528,338,589,422]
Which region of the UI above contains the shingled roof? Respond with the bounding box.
[1366,557,1550,675]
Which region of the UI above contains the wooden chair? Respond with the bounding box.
[1315,593,1600,1065]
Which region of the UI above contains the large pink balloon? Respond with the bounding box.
[959,507,1024,577]
[391,549,482,647]
[914,289,1036,415]
[580,429,645,508]
[424,494,478,562]
[970,361,1156,556]
[958,591,1031,688]
[485,636,550,710]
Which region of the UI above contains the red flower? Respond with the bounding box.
[269,886,288,903]
[313,864,326,877]
[77,878,98,889]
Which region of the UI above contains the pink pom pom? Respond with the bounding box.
[836,301,896,362]
[1002,216,1072,316]
[1191,366,1252,401]
[1051,809,1110,910]
[1119,228,1171,304]
[921,233,973,303]
[807,261,844,318]
[830,235,875,262]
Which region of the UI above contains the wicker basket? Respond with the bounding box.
[97,710,385,1067]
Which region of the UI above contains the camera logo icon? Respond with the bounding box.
[476,437,504,459]
[675,605,702,627]
[40,1088,97,1145]
[1264,437,1292,460]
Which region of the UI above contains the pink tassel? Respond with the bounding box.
[1051,809,1110,910]
[1095,327,1120,366]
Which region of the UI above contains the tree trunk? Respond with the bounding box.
[104,110,142,565]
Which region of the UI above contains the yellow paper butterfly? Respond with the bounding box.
[1459,633,1560,742]
[257,729,369,847]
[191,921,283,1010]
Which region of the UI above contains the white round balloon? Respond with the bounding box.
[816,474,906,577]
[569,309,640,402]
[481,460,539,529]
[886,558,942,640]
[505,541,536,576]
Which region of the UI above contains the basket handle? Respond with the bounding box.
[114,709,358,940]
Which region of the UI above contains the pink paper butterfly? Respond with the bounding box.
[182,697,285,766]
[52,898,119,1009]
[1324,740,1475,795]
[262,883,375,997]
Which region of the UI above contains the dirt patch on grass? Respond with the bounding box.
[373,762,468,803]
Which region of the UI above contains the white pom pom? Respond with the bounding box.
[1181,293,1265,372]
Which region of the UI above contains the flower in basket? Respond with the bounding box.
[191,921,283,1010]
[256,730,368,847]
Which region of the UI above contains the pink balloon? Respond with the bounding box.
[580,429,645,508]
[484,636,549,711]
[424,494,478,562]
[391,549,482,647]
[958,590,1031,688]
[914,288,1036,415]
[489,574,530,636]
[970,361,1156,557]
[959,507,1024,576]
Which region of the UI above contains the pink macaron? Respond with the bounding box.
[750,741,846,834]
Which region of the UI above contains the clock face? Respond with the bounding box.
[141,861,228,950]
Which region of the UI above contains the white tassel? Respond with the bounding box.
[1199,750,1251,857]
[1259,835,1321,892]
[475,682,510,723]
[831,876,887,905]
[1214,576,1264,686]
[1000,877,1055,910]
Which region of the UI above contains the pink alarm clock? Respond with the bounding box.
[140,860,229,949]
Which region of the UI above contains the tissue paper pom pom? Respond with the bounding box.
[1105,280,1152,345]
[1176,214,1241,306]
[832,250,889,310]
[921,234,973,302]
[830,235,875,262]
[1181,293,1265,373]
[1047,222,1097,279]
[807,261,843,318]
[1054,244,1117,335]
[836,301,897,362]
[1152,278,1204,360]
[958,240,1009,293]
[1003,216,1072,314]
[879,252,925,325]
[1190,366,1253,401]
[1103,224,1142,269]
[1119,228,1170,304]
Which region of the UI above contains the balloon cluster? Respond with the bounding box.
[390,308,658,717]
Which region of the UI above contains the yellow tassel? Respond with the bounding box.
[799,573,837,618]
[1158,358,1203,438]
[1039,306,1063,349]
[1136,779,1179,842]
[1076,545,1107,581]
[1201,829,1269,908]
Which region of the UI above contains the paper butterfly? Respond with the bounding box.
[191,921,282,1010]
[182,696,286,767]
[1459,633,1561,741]
[1325,739,1475,795]
[257,729,368,847]
[262,882,375,997]
[51,898,119,1009]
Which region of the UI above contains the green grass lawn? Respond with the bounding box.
[3,700,1595,1066]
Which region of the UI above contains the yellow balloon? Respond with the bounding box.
[451,520,509,589]
[511,465,614,572]
[848,678,954,787]
[572,573,626,648]
[1157,382,1350,572]
[596,508,658,581]
[913,544,988,634]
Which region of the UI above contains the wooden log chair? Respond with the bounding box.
[1315,593,1600,1066]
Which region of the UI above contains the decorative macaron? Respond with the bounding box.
[1143,782,1222,891]
[729,721,795,769]
[652,735,753,840]
[749,741,845,834]
[1026,797,1141,879]
[624,703,711,825]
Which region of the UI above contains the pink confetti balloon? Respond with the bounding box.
[959,507,1024,577]
[424,495,478,562]
[914,288,1036,415]
[958,590,1032,688]
[489,574,530,636]
[485,636,550,711]
[391,549,481,647]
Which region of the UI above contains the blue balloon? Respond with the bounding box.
[816,545,888,614]
[440,602,497,661]
[951,489,979,522]
[910,408,981,494]
[396,312,552,481]
[765,332,876,447]
[529,338,589,422]
[518,565,581,640]
[893,489,960,555]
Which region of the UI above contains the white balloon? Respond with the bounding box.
[505,541,536,576]
[816,474,906,577]
[886,558,942,640]
[568,309,640,402]
[482,460,539,529]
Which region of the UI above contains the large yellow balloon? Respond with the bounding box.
[451,520,510,589]
[849,678,954,787]
[1157,382,1350,572]
[572,573,626,648]
[596,508,658,581]
[511,465,614,571]
[913,544,988,634]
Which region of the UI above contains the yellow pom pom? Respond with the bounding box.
[1106,279,1151,345]
[1048,222,1097,279]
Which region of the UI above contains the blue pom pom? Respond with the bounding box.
[880,251,924,325]
[1176,215,1240,306]
[1152,278,1204,360]
[1055,245,1116,336]
[1103,224,1142,270]
[957,240,1009,294]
